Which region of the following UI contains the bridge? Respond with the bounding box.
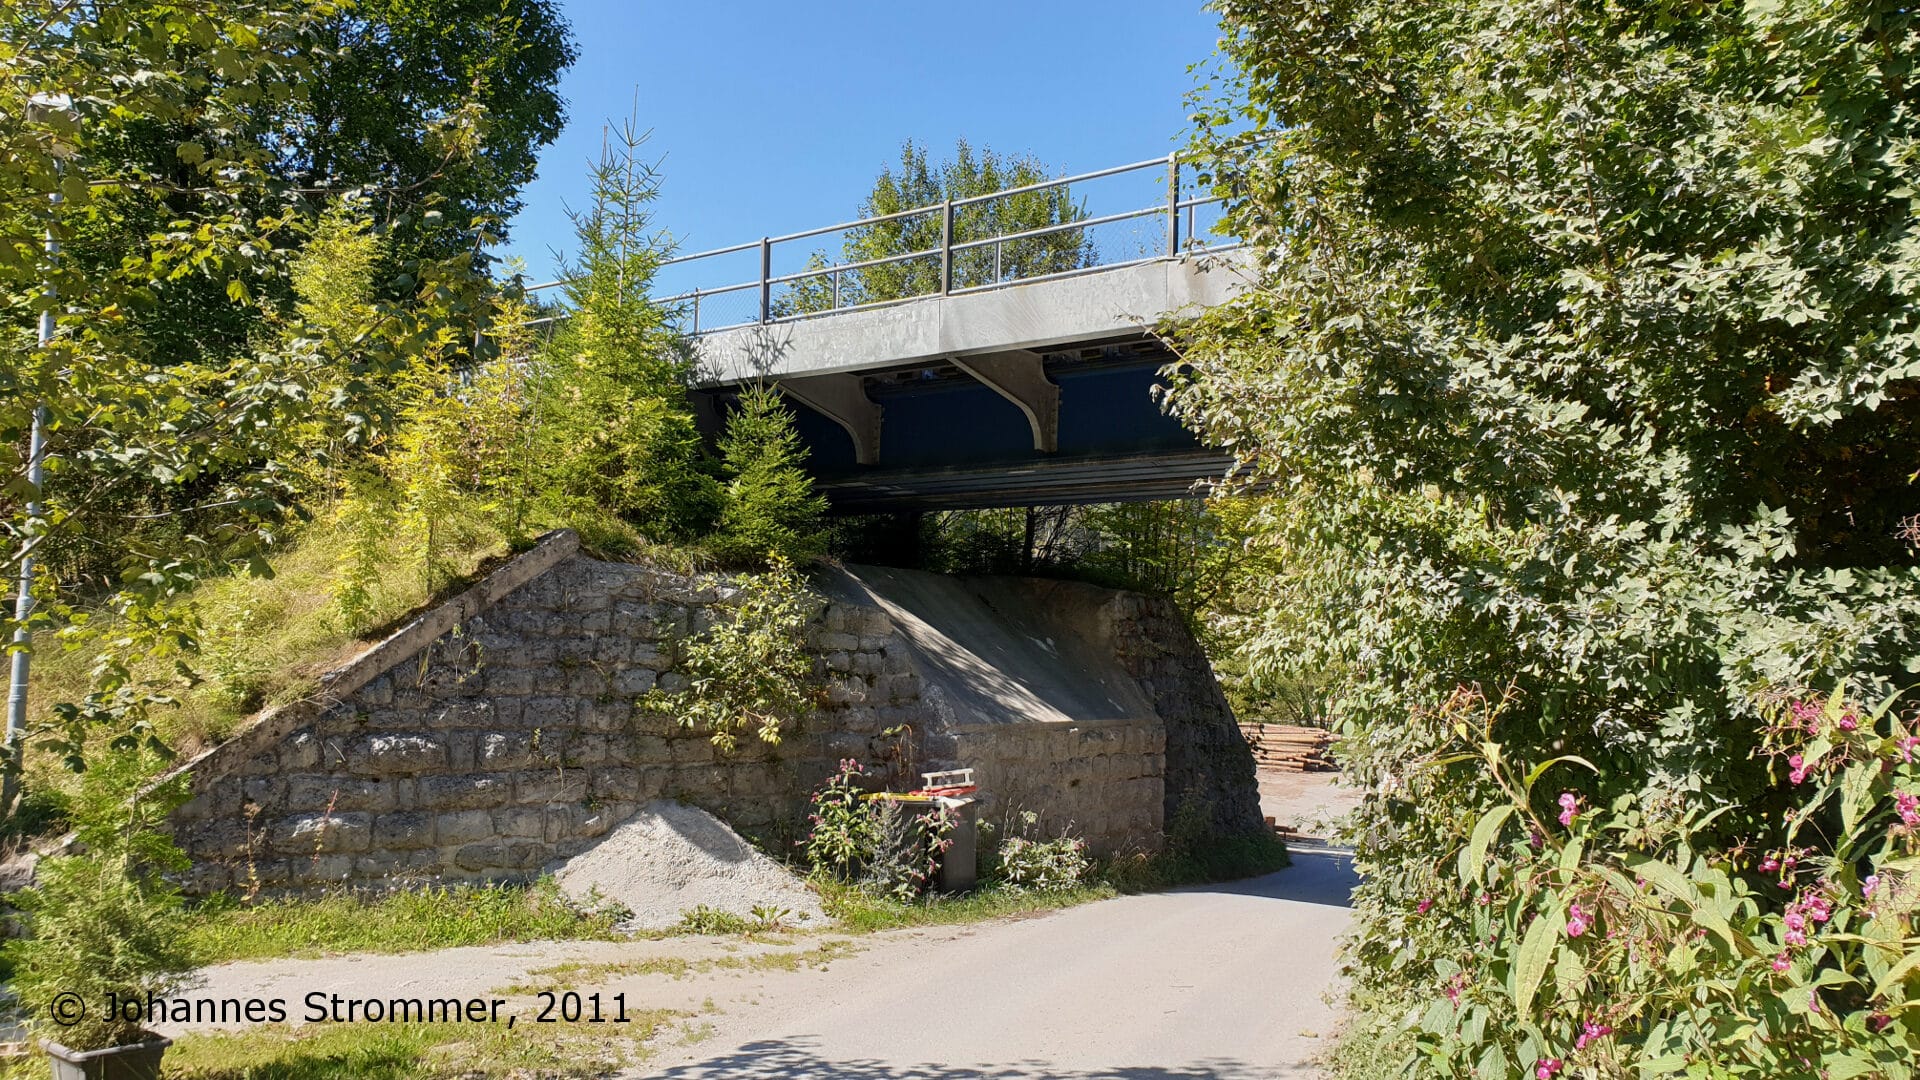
[529,154,1251,512]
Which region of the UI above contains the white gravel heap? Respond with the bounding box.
[549,799,827,932]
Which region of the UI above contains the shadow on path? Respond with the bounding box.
[648,1039,1316,1080]
[1173,845,1357,909]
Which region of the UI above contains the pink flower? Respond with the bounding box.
[1759,856,1779,873]
[1557,792,1579,828]
[1838,711,1859,732]
[1808,989,1821,1013]
[1772,951,1790,973]
[1898,736,1919,764]
[1787,753,1809,785]
[1566,901,1591,938]
[1791,699,1821,734]
[1417,898,1433,914]
[1575,1020,1613,1050]
[1896,791,1920,828]
[1535,1058,1563,1079]
[1863,874,1879,899]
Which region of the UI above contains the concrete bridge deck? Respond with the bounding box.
[532,153,1252,511]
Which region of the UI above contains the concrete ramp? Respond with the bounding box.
[827,565,1155,729]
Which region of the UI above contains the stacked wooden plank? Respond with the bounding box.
[1240,723,1336,772]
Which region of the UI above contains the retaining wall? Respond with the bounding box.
[164,532,1257,893]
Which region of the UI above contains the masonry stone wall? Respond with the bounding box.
[1107,593,1265,838]
[163,532,1256,894]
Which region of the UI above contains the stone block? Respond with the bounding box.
[573,699,628,733]
[281,730,322,770]
[242,777,288,814]
[570,734,611,767]
[657,672,689,693]
[294,854,356,884]
[273,812,372,855]
[485,667,536,697]
[444,731,476,772]
[181,820,250,859]
[814,631,859,652]
[589,767,640,800]
[414,772,510,811]
[478,732,532,768]
[565,668,609,696]
[436,810,496,846]
[286,776,397,814]
[504,842,547,869]
[492,807,546,838]
[373,811,435,850]
[823,651,853,674]
[613,667,657,696]
[825,677,867,706]
[514,769,586,806]
[668,738,713,766]
[522,696,577,728]
[348,734,446,777]
[358,677,394,706]
[454,843,505,871]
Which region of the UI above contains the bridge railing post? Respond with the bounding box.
[940,199,953,295]
[1167,153,1181,257]
[759,237,772,323]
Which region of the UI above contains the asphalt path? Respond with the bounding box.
[638,845,1356,1080]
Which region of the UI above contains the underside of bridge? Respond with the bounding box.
[685,254,1250,513]
[691,332,1225,513]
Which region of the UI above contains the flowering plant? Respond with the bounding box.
[1380,686,1919,1078]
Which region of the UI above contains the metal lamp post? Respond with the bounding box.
[5,92,76,812]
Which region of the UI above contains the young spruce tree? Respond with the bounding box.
[713,386,827,567]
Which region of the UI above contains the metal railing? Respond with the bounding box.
[524,152,1231,337]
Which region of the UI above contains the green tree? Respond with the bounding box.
[1171,1,1920,1073]
[714,386,828,567]
[527,122,718,541]
[1,2,498,797]
[782,140,1093,313]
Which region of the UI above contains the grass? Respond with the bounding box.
[24,502,515,778]
[184,878,627,964]
[177,828,1291,966]
[493,940,862,993]
[158,1007,677,1080]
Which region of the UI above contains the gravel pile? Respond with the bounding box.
[549,799,827,932]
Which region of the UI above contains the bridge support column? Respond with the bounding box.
[952,350,1060,453]
[778,374,883,466]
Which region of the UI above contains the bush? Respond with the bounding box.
[4,751,194,1050]
[1174,3,1920,1077]
[641,554,822,752]
[986,811,1091,894]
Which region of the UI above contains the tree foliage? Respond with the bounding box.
[525,122,717,541]
[782,140,1093,313]
[1171,1,1920,1074]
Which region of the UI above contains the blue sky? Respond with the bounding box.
[497,1,1225,284]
